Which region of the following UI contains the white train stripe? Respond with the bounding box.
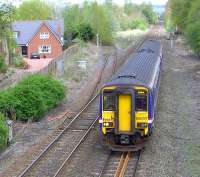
[148,119,154,123]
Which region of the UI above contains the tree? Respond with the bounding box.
[170,0,191,31]
[141,3,157,24]
[0,3,15,67]
[16,0,54,20]
[184,0,200,55]
[62,2,114,45]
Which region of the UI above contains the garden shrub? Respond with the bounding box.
[13,56,28,69]
[20,74,66,109]
[0,113,8,151]
[77,23,94,41]
[0,74,65,121]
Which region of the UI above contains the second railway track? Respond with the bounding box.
[18,94,100,177]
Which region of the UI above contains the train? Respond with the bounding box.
[98,39,163,151]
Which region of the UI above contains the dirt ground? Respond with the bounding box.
[136,26,200,177]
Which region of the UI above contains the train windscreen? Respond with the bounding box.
[135,91,147,111]
[103,92,116,111]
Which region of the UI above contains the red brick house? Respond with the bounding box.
[12,20,64,59]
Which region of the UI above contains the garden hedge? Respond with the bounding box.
[0,74,65,121]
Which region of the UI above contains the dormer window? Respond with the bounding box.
[40,32,49,39]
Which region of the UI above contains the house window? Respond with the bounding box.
[39,45,51,54]
[13,31,19,39]
[40,32,49,39]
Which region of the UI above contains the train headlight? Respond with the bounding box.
[103,122,113,127]
[137,123,148,128]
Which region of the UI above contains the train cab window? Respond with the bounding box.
[135,92,147,111]
[103,93,116,111]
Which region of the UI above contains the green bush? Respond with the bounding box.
[0,74,65,121]
[13,56,28,69]
[0,55,7,73]
[77,24,94,41]
[20,74,65,109]
[0,113,8,151]
[129,18,148,30]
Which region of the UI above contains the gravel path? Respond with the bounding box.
[136,26,200,177]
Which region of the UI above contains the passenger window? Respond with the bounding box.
[135,94,147,111]
[103,94,116,111]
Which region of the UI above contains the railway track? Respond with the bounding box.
[18,93,100,177]
[98,151,141,177]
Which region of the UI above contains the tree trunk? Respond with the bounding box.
[3,37,9,65]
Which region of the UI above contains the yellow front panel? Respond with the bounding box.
[118,94,131,132]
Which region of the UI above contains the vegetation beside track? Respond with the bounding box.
[0,113,8,151]
[165,0,200,56]
[0,74,65,122]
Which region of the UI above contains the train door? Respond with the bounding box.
[118,94,132,132]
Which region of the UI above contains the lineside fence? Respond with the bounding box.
[37,44,80,75]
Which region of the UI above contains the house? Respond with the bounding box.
[12,20,64,59]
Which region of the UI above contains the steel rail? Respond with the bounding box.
[18,92,100,177]
[53,116,99,177]
[114,152,131,177]
[132,150,142,177]
[97,151,112,177]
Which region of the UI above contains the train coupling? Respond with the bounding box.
[120,135,130,144]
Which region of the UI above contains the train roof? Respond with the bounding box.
[104,40,162,90]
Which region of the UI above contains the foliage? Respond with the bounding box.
[0,3,16,67]
[0,74,65,121]
[170,0,191,31]
[0,2,15,37]
[62,1,157,45]
[13,56,28,69]
[0,113,8,151]
[166,0,200,55]
[88,2,114,45]
[0,55,7,73]
[16,0,54,20]
[76,24,94,41]
[140,3,157,24]
[117,8,148,31]
[184,0,200,55]
[63,2,114,45]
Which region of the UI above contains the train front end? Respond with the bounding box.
[99,85,150,151]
